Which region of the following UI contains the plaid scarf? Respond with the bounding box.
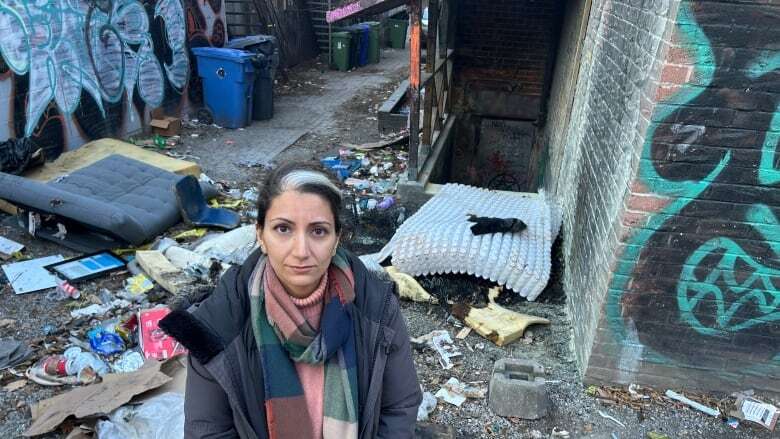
[249,249,358,439]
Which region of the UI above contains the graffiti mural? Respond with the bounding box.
[0,0,225,157]
[608,1,780,372]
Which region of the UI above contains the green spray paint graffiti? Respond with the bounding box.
[608,1,780,370]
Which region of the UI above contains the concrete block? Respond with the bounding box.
[488,358,549,419]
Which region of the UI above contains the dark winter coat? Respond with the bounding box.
[160,249,422,439]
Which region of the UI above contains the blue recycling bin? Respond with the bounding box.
[191,47,255,128]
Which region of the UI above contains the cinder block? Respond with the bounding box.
[488,358,549,419]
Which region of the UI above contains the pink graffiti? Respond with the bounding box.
[326,0,366,23]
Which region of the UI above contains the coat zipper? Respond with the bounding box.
[360,289,393,438]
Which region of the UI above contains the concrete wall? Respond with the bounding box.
[0,0,227,158]
[590,0,780,393]
[451,0,563,120]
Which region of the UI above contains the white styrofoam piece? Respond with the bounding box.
[378,184,559,301]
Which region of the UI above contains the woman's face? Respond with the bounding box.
[257,190,339,298]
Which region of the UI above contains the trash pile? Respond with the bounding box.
[0,140,260,437]
[320,132,408,216]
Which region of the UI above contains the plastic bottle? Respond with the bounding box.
[46,279,81,301]
[377,196,395,210]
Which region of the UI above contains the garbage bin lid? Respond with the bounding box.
[191,47,255,62]
[226,35,278,49]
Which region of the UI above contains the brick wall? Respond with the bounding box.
[542,0,677,380]
[547,0,780,394]
[0,0,227,159]
[588,0,780,393]
[452,0,563,119]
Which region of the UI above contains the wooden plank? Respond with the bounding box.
[408,0,422,181]
[135,251,193,295]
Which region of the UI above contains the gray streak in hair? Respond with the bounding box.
[280,170,341,197]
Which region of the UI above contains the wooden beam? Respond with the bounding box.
[408,0,422,181]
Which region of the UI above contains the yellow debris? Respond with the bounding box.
[172,228,208,240]
[452,301,550,347]
[384,266,438,304]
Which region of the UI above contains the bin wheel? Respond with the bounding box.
[197,108,214,125]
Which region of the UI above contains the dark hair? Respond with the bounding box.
[256,162,343,233]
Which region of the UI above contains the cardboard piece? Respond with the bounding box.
[0,236,24,258]
[24,359,178,437]
[150,117,182,137]
[730,394,779,431]
[452,302,550,347]
[135,250,193,294]
[0,139,200,215]
[2,255,64,294]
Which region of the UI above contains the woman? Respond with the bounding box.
[161,163,421,438]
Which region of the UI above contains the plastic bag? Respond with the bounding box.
[96,392,184,439]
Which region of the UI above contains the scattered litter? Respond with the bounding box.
[70,299,132,319]
[726,418,740,429]
[3,379,27,392]
[175,176,241,230]
[112,351,145,374]
[63,347,110,376]
[598,410,626,428]
[52,223,67,240]
[341,132,408,150]
[194,225,257,265]
[434,377,486,407]
[550,427,570,438]
[123,273,155,299]
[45,251,126,282]
[0,338,33,370]
[135,250,193,294]
[24,358,180,436]
[455,327,472,340]
[0,236,24,258]
[730,392,778,431]
[435,378,467,407]
[0,318,16,328]
[139,307,188,360]
[163,245,223,280]
[96,392,184,439]
[417,391,437,421]
[27,347,107,386]
[46,279,81,301]
[628,383,650,400]
[385,266,437,303]
[664,390,720,417]
[452,301,550,347]
[87,327,126,356]
[2,255,64,294]
[150,109,181,137]
[410,330,461,370]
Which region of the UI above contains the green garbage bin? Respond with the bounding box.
[388,18,408,49]
[366,21,381,64]
[331,31,351,71]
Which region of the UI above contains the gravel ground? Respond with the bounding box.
[1,55,778,439]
